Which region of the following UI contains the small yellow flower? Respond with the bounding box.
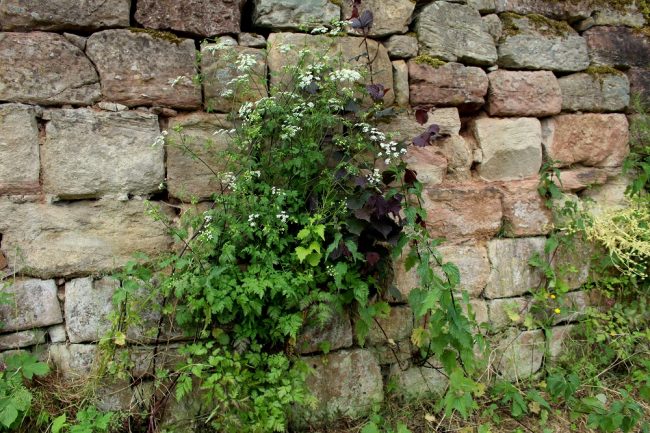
[549,294,556,299]
[554,308,561,314]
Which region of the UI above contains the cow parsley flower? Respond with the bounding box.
[329,69,362,83]
[236,53,257,72]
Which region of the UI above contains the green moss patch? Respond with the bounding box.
[128,28,184,44]
[413,54,446,68]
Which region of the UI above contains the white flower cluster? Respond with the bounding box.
[222,172,237,189]
[297,63,326,89]
[213,128,236,136]
[248,213,260,227]
[238,101,254,119]
[271,186,284,196]
[326,265,336,277]
[204,213,213,223]
[310,26,329,34]
[236,53,258,72]
[276,210,289,223]
[280,124,301,140]
[168,75,190,87]
[279,44,292,54]
[152,130,168,147]
[329,69,362,83]
[367,169,382,186]
[378,141,405,165]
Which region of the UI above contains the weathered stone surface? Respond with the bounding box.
[48,325,67,343]
[86,30,201,109]
[438,243,490,298]
[0,32,100,105]
[0,104,39,194]
[424,183,503,240]
[267,33,394,105]
[384,35,418,59]
[392,60,409,107]
[443,135,474,180]
[0,330,45,350]
[468,0,496,13]
[487,70,561,117]
[469,299,490,325]
[63,33,86,50]
[499,180,552,237]
[0,0,130,31]
[202,44,267,113]
[584,26,650,69]
[554,167,612,192]
[582,174,632,216]
[42,109,164,199]
[484,237,546,299]
[488,297,530,330]
[343,0,414,37]
[48,344,97,380]
[96,381,136,412]
[388,364,448,400]
[166,113,232,201]
[548,324,575,361]
[135,0,243,37]
[64,278,116,343]
[498,14,589,72]
[365,306,413,346]
[589,3,646,28]
[299,350,383,422]
[627,67,650,101]
[494,0,592,21]
[297,309,353,354]
[559,72,630,112]
[482,14,503,42]
[0,279,62,332]
[541,114,629,168]
[409,61,489,110]
[416,1,497,65]
[378,108,461,141]
[494,328,545,380]
[254,0,339,31]
[0,252,6,270]
[555,291,591,324]
[238,33,266,48]
[0,199,173,278]
[472,117,542,181]
[402,146,447,185]
[371,340,412,366]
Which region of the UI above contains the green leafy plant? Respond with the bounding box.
[0,353,49,430]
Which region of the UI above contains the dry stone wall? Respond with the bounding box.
[0,0,648,426]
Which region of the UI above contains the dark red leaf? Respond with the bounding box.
[404,168,418,185]
[415,108,429,125]
[351,10,373,29]
[366,251,381,266]
[412,123,442,147]
[382,170,396,185]
[366,83,387,101]
[347,5,359,20]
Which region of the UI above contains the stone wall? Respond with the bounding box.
[0,0,648,425]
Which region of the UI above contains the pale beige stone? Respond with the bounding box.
[297,308,353,354]
[0,104,40,194]
[487,70,562,117]
[342,0,415,37]
[65,277,117,343]
[0,279,62,332]
[364,306,413,346]
[392,60,409,107]
[493,328,545,381]
[484,237,546,299]
[558,73,630,113]
[253,0,339,31]
[499,180,552,237]
[388,363,448,400]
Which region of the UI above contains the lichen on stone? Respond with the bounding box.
[500,12,573,38]
[413,54,446,68]
[128,27,183,44]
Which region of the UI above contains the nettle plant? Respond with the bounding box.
[110,8,482,433]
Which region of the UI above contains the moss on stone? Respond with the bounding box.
[128,28,184,44]
[500,12,573,38]
[585,65,625,76]
[329,0,343,7]
[413,54,446,68]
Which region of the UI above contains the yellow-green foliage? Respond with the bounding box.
[584,198,650,279]
[128,27,183,44]
[585,65,624,76]
[413,54,446,68]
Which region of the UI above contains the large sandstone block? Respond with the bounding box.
[299,350,383,423]
[409,61,488,110]
[487,70,561,117]
[253,0,340,31]
[0,32,100,105]
[0,279,62,332]
[541,114,629,168]
[416,1,497,66]
[424,183,503,240]
[135,0,244,37]
[48,344,97,380]
[472,117,542,181]
[627,67,650,102]
[0,330,45,350]
[484,237,546,299]
[201,44,267,113]
[498,14,589,72]
[0,199,173,278]
[559,72,630,113]
[0,0,130,31]
[65,278,117,344]
[494,328,545,380]
[86,30,201,109]
[555,167,613,192]
[494,0,592,21]
[388,364,448,400]
[584,26,650,69]
[0,104,39,194]
[342,0,415,37]
[499,180,552,237]
[267,33,394,106]
[166,113,232,201]
[42,109,164,199]
[364,306,413,346]
[384,35,418,59]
